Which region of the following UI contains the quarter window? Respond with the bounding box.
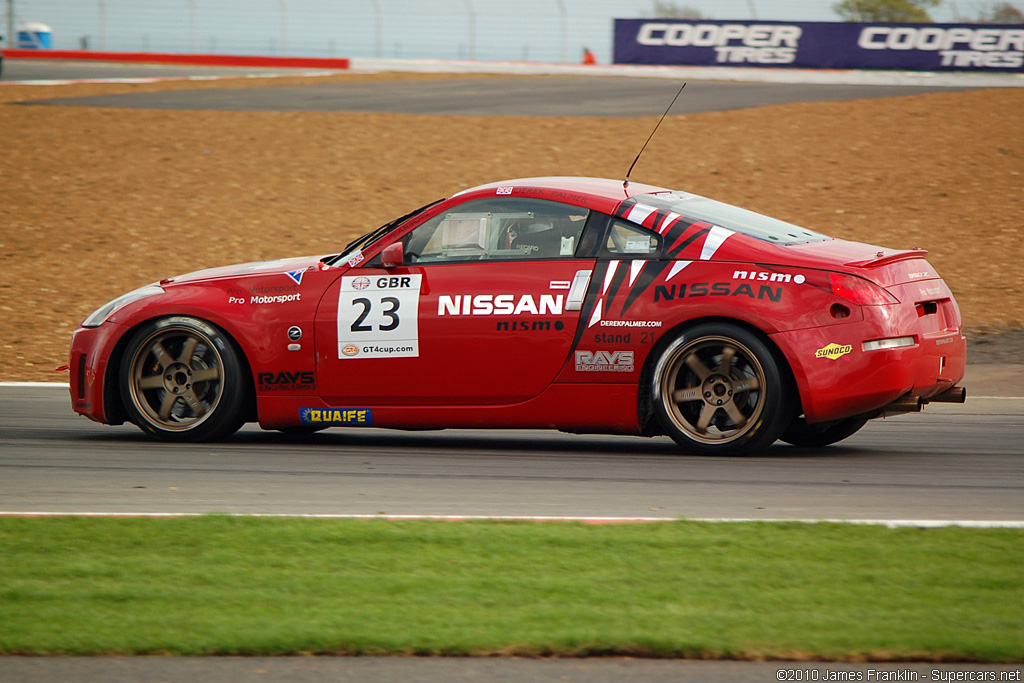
[602,220,662,258]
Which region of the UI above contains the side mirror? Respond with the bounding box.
[381,242,404,268]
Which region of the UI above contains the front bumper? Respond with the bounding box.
[68,323,128,425]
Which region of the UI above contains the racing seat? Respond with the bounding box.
[511,222,562,258]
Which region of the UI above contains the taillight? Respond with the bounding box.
[828,273,899,306]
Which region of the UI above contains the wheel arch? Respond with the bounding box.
[102,314,258,427]
[637,315,801,436]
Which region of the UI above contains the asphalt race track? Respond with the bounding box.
[2,385,1022,522]
[3,58,982,116]
[20,76,983,115]
[2,658,1020,683]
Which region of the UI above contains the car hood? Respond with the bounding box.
[158,255,328,286]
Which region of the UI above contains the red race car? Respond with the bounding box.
[68,177,967,455]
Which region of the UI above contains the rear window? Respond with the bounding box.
[649,192,828,245]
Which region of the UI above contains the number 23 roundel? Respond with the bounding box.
[337,275,423,359]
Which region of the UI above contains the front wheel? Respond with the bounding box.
[119,317,247,442]
[652,324,793,456]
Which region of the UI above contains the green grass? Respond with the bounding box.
[0,517,1021,660]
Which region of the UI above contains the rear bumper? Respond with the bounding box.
[772,303,966,424]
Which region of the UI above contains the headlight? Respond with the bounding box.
[82,285,165,328]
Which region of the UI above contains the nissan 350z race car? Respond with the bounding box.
[68,177,967,455]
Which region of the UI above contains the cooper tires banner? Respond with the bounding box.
[614,20,1024,71]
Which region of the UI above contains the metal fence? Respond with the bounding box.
[2,0,863,64]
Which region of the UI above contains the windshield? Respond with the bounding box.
[327,197,445,267]
[648,192,828,245]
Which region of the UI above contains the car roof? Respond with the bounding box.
[456,176,671,207]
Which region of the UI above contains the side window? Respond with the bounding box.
[404,197,589,264]
[602,220,662,258]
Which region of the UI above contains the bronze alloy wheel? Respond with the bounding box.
[653,324,792,455]
[120,317,246,441]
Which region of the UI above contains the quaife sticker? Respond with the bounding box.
[300,408,373,425]
[337,274,422,359]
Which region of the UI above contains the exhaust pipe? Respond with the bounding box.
[869,395,923,419]
[869,386,965,421]
[923,386,967,404]
[883,396,923,414]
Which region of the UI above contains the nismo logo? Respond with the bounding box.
[732,270,806,284]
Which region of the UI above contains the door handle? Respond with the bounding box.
[565,270,593,311]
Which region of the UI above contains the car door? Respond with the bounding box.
[314,197,596,406]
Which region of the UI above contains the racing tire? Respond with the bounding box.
[779,415,869,448]
[119,316,247,442]
[652,323,793,456]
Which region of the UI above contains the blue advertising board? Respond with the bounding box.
[613,19,1024,71]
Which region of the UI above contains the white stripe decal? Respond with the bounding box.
[700,226,734,260]
[625,203,657,225]
[628,260,645,286]
[657,211,681,235]
[587,300,603,328]
[602,260,619,295]
[3,384,1013,401]
[12,384,1016,399]
[666,260,692,281]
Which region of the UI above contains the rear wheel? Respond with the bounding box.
[652,324,793,456]
[119,317,247,442]
[780,415,869,448]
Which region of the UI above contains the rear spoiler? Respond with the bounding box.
[845,249,928,269]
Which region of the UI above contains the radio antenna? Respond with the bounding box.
[624,81,686,191]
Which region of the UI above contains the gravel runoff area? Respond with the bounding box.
[0,71,1021,383]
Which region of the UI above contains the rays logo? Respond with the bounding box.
[259,371,315,391]
[575,350,635,373]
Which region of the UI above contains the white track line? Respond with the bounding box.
[0,512,1021,528]
[348,58,1024,88]
[1,382,1021,400]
